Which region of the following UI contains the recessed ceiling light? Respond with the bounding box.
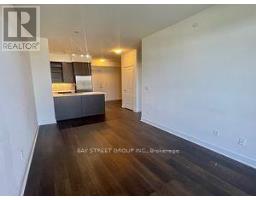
[85,53,91,58]
[80,54,84,57]
[71,53,76,57]
[100,58,105,62]
[112,48,123,55]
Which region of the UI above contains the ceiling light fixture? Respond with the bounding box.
[85,53,91,59]
[100,58,105,62]
[82,28,92,62]
[80,54,84,57]
[112,48,123,55]
[72,53,76,57]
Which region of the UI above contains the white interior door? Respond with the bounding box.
[122,66,134,110]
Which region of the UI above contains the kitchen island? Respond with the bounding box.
[53,92,105,121]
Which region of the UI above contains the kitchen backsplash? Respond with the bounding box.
[52,83,76,93]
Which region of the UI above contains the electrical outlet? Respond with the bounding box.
[212,130,220,136]
[238,138,247,146]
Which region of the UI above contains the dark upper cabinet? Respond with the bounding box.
[62,62,74,83]
[50,62,63,83]
[50,62,91,83]
[73,62,91,76]
[50,62,75,83]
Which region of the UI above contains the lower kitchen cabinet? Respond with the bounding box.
[54,94,105,121]
[54,96,83,121]
[82,94,105,116]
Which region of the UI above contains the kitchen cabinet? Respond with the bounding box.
[54,93,105,121]
[50,62,63,83]
[50,62,75,83]
[73,62,91,76]
[54,95,83,121]
[62,62,74,83]
[82,94,105,116]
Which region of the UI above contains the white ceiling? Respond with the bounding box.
[39,4,211,60]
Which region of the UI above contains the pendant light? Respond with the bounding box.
[83,28,91,62]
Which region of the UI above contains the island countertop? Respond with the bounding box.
[53,91,106,98]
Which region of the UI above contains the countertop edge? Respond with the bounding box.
[53,92,106,98]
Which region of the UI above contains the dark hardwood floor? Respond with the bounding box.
[25,101,256,196]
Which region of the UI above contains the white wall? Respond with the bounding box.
[142,5,256,168]
[91,58,120,67]
[0,8,38,194]
[30,38,56,125]
[92,66,121,101]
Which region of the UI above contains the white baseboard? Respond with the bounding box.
[141,117,256,169]
[38,120,57,126]
[20,126,39,196]
[134,108,142,113]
